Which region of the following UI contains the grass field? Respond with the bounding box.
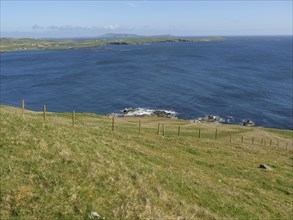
[0,105,292,219]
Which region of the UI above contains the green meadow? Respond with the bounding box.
[0,105,292,219]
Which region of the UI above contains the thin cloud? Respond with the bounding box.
[32,25,44,30]
[47,25,90,31]
[32,25,125,32]
[103,24,123,31]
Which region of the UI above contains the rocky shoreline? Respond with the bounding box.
[120,108,177,118]
[107,108,256,127]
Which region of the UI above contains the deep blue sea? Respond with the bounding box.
[1,36,292,129]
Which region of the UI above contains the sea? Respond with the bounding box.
[1,36,292,129]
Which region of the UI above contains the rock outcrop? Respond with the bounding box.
[198,115,221,123]
[259,164,273,171]
[151,110,172,118]
[242,120,255,126]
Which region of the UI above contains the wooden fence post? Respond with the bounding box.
[112,117,114,131]
[177,126,180,136]
[215,129,218,140]
[162,124,165,137]
[43,105,46,121]
[21,99,24,116]
[261,138,264,145]
[270,139,272,146]
[138,120,141,133]
[241,135,244,144]
[277,141,279,147]
[72,111,75,126]
[198,128,201,139]
[230,134,232,143]
[157,123,160,134]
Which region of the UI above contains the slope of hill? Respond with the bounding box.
[0,105,292,219]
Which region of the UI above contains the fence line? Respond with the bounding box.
[3,100,292,150]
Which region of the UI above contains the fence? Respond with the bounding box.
[3,99,292,150]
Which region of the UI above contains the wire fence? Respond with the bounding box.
[2,100,292,150]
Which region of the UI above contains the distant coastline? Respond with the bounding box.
[0,37,224,52]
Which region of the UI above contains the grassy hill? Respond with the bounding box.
[0,105,292,219]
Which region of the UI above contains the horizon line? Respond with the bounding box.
[1,34,292,40]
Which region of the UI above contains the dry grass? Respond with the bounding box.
[0,105,292,219]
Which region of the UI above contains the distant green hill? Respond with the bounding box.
[0,37,224,52]
[1,105,292,219]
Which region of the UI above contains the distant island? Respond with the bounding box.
[0,34,224,52]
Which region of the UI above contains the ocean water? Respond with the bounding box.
[1,36,292,129]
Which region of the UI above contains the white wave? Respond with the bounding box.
[219,117,226,123]
[120,107,177,117]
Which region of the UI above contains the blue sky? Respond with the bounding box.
[1,0,292,38]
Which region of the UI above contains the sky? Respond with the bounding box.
[0,0,292,38]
